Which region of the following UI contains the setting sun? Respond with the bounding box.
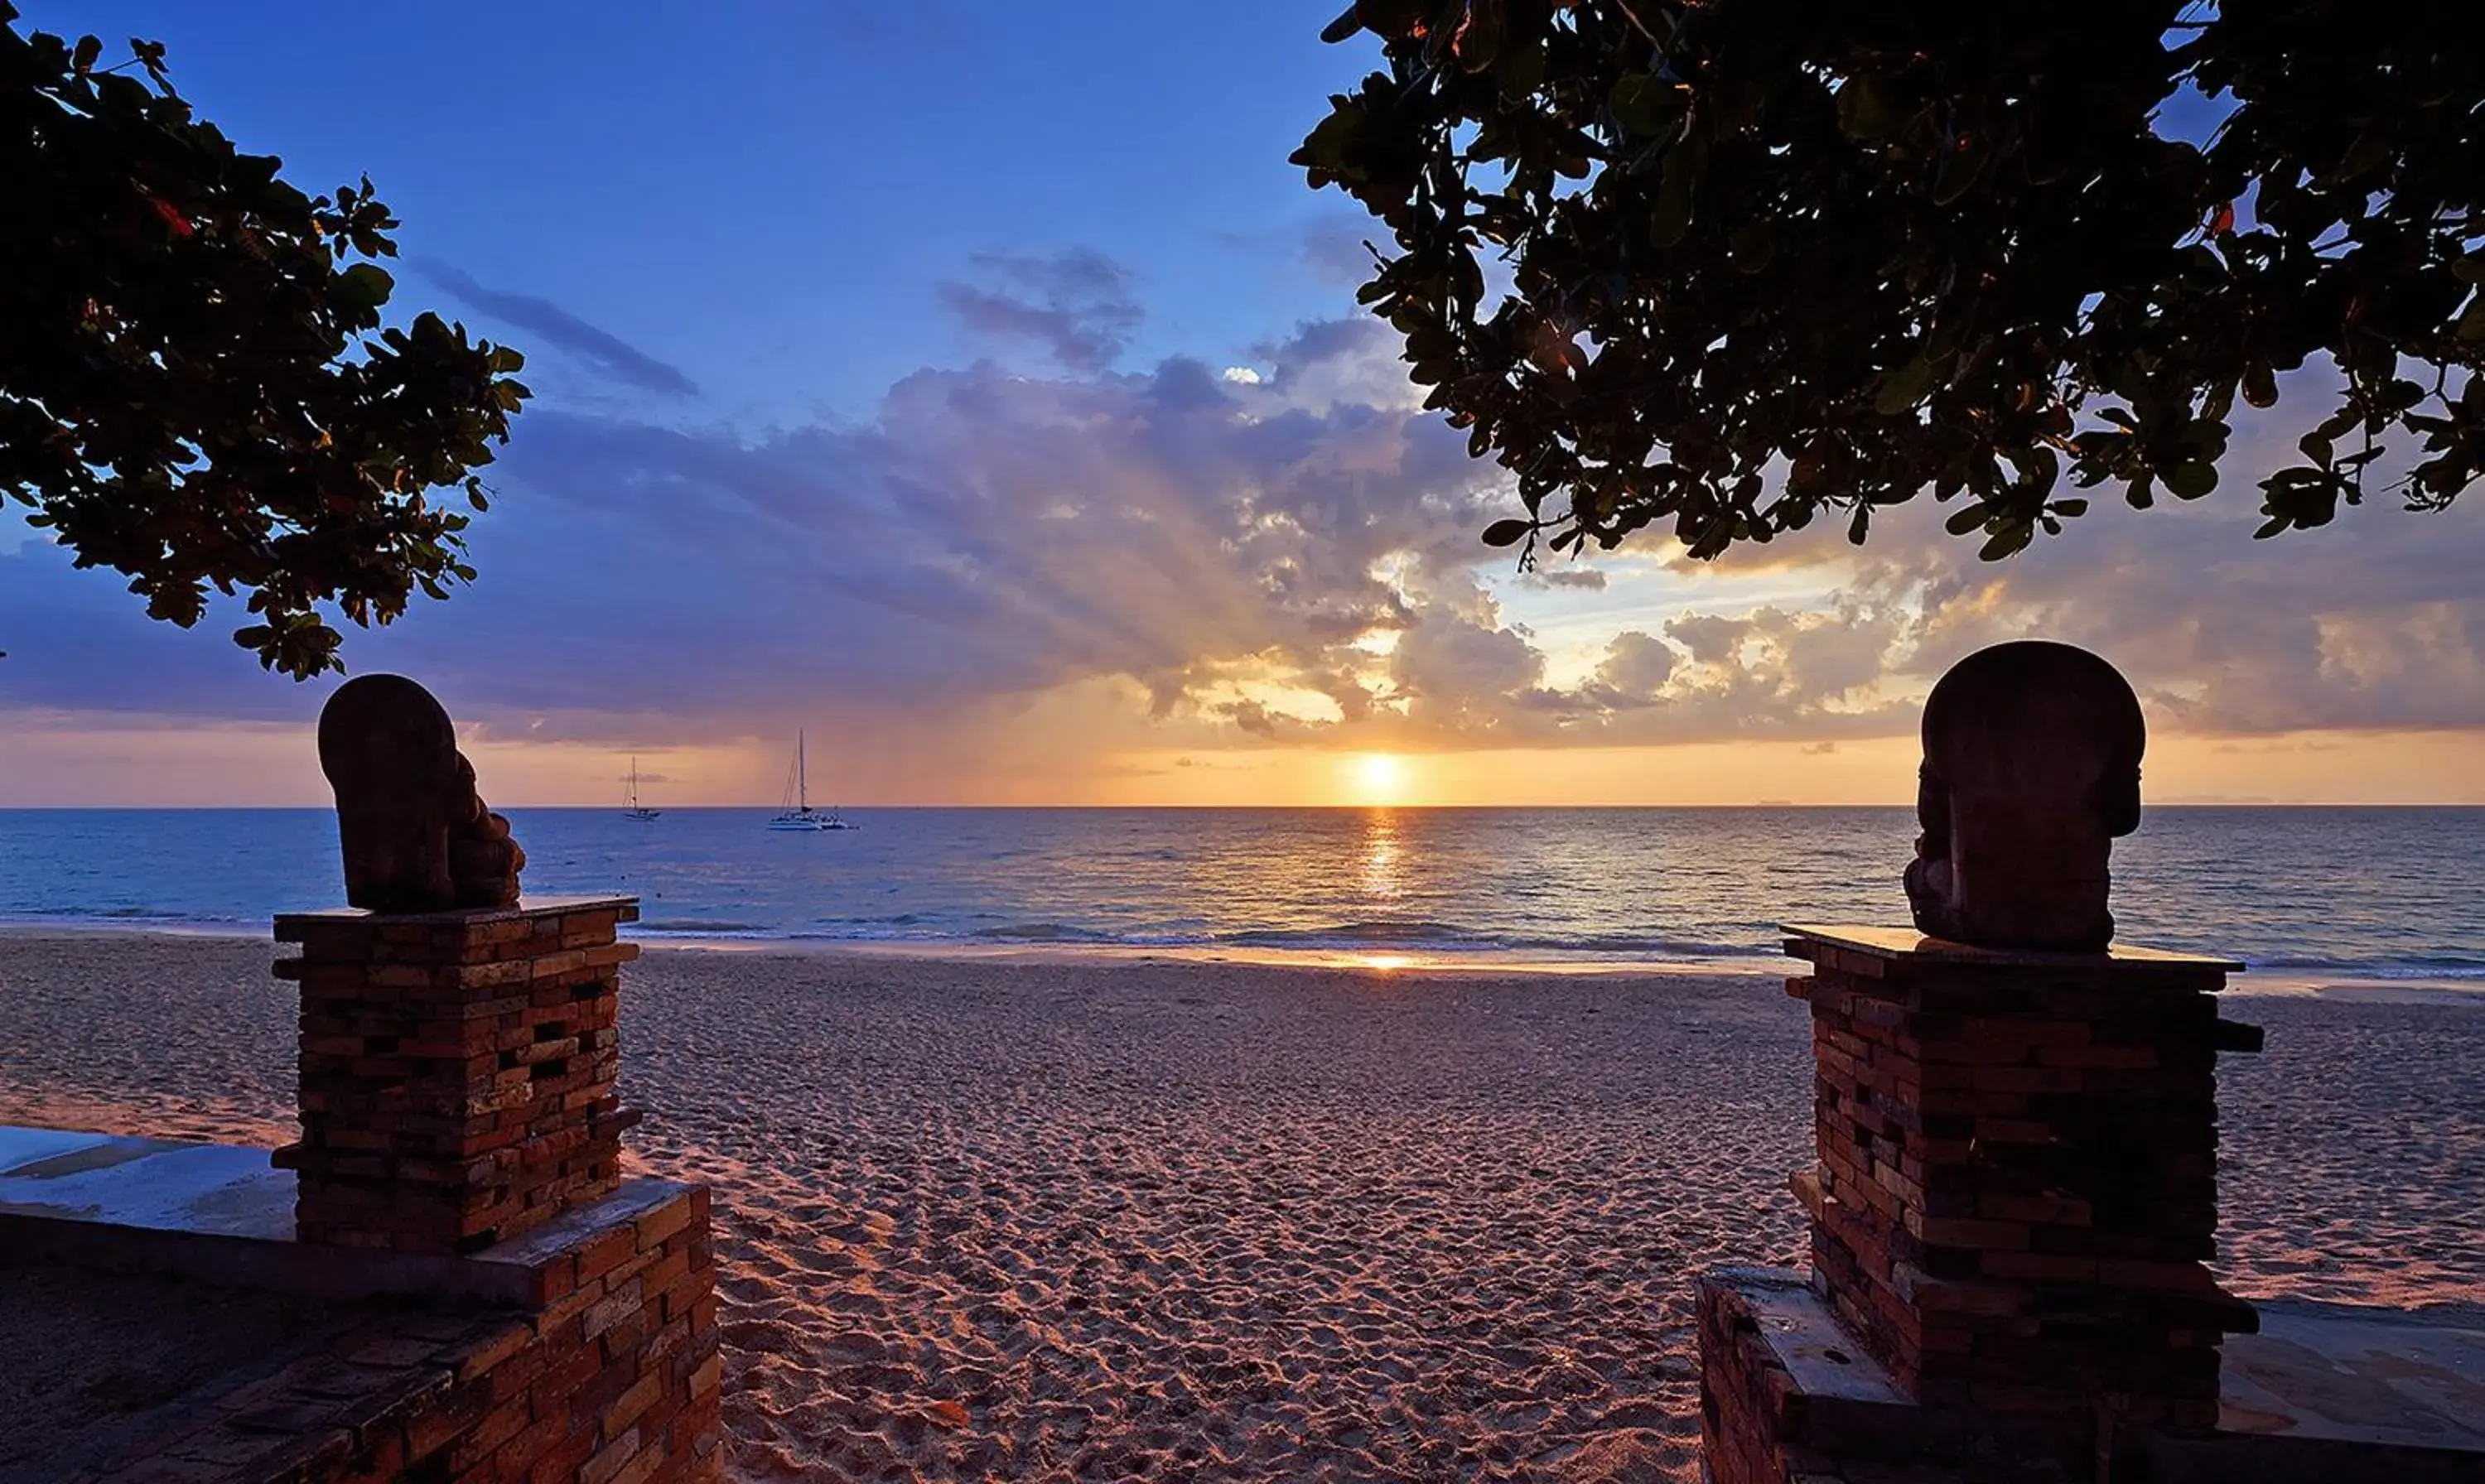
[1350,752,1408,805]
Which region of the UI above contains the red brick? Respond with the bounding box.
[447,1393,536,1472]
[605,1371,667,1440]
[635,1197,700,1253]
[687,1354,721,1399]
[579,1422,644,1484]
[529,1342,608,1416]
[454,1321,536,1385]
[575,1226,639,1286]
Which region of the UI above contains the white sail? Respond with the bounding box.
[625,757,660,821]
[769,730,856,831]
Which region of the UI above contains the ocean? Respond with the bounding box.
[0,807,2477,985]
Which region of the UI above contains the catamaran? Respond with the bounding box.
[767,730,856,831]
[624,758,660,822]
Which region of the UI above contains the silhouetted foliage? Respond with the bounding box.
[2,4,528,677]
[1297,2,2485,564]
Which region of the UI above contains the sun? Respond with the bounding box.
[1350,752,1408,805]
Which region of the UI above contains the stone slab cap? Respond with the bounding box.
[274,894,639,934]
[0,1122,698,1309]
[466,1177,701,1304]
[0,1128,291,1239]
[1706,1265,1911,1408]
[1784,923,2245,976]
[2215,1298,2485,1454]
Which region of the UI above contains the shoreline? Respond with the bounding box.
[3,918,2480,1000]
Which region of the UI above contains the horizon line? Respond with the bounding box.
[5,801,2482,812]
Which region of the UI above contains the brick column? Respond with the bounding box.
[272,896,642,1255]
[1783,925,2261,1428]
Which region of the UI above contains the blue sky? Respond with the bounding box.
[7,4,2485,806]
[16,2,1373,423]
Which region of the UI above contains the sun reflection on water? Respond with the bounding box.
[1360,808,1402,901]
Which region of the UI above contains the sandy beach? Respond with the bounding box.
[2,932,2479,1483]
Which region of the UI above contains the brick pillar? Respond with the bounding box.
[1783,925,2262,1428]
[273,895,643,1254]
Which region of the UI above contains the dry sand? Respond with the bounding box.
[1,932,2478,1483]
[0,1263,371,1484]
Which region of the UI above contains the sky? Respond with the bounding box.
[6,2,2485,808]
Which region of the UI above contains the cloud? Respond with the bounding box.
[1391,608,1544,734]
[415,261,700,398]
[1666,613,1750,667]
[1222,699,1281,738]
[255,316,1506,743]
[11,307,2485,768]
[1300,216,1380,286]
[1834,411,2485,738]
[1594,631,1677,698]
[1203,212,1376,289]
[939,248,1145,372]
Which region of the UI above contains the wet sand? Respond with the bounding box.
[1,932,2478,1482]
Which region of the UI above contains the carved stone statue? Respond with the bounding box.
[1903,641,2143,952]
[317,675,525,912]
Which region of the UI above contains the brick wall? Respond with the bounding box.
[273,899,642,1255]
[331,1186,720,1484]
[249,894,724,1484]
[1698,1277,1823,1484]
[1784,931,2260,1427]
[52,1183,721,1484]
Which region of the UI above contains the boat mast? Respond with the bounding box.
[798,730,808,813]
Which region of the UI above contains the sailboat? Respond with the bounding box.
[623,759,661,822]
[767,730,856,831]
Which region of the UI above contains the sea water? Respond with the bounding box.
[0,807,2478,984]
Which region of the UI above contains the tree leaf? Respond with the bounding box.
[1609,73,1684,137]
[1943,503,1990,536]
[1297,2,2483,566]
[1873,354,1939,415]
[339,263,395,307]
[4,19,521,679]
[2164,461,2218,499]
[1836,72,1898,141]
[1978,523,2034,561]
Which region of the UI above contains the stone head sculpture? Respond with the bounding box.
[1903,641,2144,952]
[317,675,525,913]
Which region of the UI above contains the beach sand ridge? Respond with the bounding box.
[1,933,2477,1482]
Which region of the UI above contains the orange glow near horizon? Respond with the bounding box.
[7,720,2485,807]
[1350,752,1409,805]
